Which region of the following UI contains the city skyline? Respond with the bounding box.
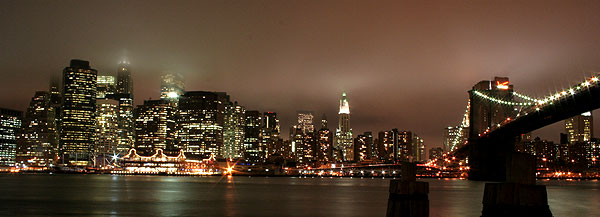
[4,1,600,148]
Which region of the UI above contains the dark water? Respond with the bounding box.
[0,175,598,216]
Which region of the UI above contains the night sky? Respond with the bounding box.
[3,0,600,149]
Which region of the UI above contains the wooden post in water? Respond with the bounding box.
[386,162,429,217]
[481,152,552,217]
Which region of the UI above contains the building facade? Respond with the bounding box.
[0,108,22,167]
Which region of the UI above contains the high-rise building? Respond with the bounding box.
[468,77,515,139]
[116,61,133,95]
[443,126,467,152]
[223,102,245,159]
[97,75,116,99]
[317,114,333,163]
[160,72,185,100]
[114,93,134,153]
[296,111,314,134]
[134,99,177,155]
[398,131,424,162]
[244,110,263,163]
[95,98,119,155]
[335,92,353,162]
[177,91,227,157]
[261,112,280,159]
[378,129,398,162]
[17,91,59,166]
[354,132,373,162]
[1,108,22,167]
[60,59,97,165]
[565,112,593,144]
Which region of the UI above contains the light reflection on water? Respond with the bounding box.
[0,175,598,216]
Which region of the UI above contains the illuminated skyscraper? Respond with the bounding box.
[296,111,314,134]
[177,91,227,157]
[116,61,133,95]
[95,98,119,155]
[335,92,353,162]
[223,101,245,159]
[60,59,97,165]
[96,75,116,99]
[377,129,398,162]
[244,110,263,162]
[160,72,185,100]
[317,114,333,163]
[354,132,373,162]
[0,108,22,167]
[134,99,177,155]
[565,112,593,144]
[443,126,467,152]
[261,112,280,159]
[17,91,59,165]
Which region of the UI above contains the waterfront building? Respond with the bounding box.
[0,108,22,167]
[177,91,227,157]
[16,91,59,166]
[134,99,177,155]
[377,129,398,162]
[261,112,280,159]
[317,115,333,163]
[223,101,245,159]
[354,132,372,162]
[95,98,119,155]
[244,110,263,163]
[443,126,467,152]
[115,148,218,175]
[60,59,97,165]
[335,92,353,162]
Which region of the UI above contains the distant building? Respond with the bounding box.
[443,126,467,152]
[565,112,593,144]
[16,91,58,166]
[244,110,263,163]
[114,62,135,154]
[160,72,185,100]
[96,75,116,99]
[95,98,120,155]
[354,132,373,162]
[335,92,353,162]
[377,129,398,162]
[134,99,177,155]
[261,112,280,159]
[177,91,227,157]
[116,61,133,96]
[296,111,315,134]
[317,115,333,163]
[468,77,515,139]
[223,102,245,159]
[429,147,443,160]
[60,59,97,165]
[0,108,22,167]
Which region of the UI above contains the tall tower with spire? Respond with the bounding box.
[335,92,353,161]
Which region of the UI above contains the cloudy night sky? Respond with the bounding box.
[3,0,600,149]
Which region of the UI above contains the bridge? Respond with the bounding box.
[444,75,600,181]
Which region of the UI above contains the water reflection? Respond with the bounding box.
[0,175,598,216]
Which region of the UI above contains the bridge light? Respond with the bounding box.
[592,77,598,82]
[561,91,567,96]
[569,89,575,95]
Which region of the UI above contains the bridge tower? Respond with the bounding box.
[468,77,515,139]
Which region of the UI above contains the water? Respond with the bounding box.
[0,174,598,216]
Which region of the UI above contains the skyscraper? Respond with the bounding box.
[296,111,314,134]
[95,98,119,155]
[134,99,177,155]
[565,112,593,144]
[244,110,263,163]
[468,77,515,139]
[317,114,333,163]
[116,61,133,95]
[443,126,467,152]
[160,72,185,100]
[114,61,135,155]
[261,112,280,159]
[177,91,227,157]
[354,132,373,162]
[0,108,22,167]
[61,59,97,165]
[17,91,59,166]
[335,92,353,162]
[223,101,245,159]
[96,75,116,99]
